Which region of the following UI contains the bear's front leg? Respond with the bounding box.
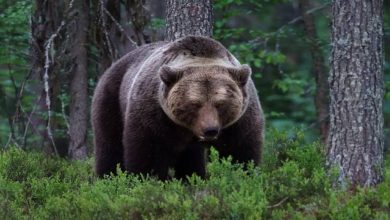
[215,108,264,166]
[174,142,207,180]
[216,129,262,166]
[122,123,171,180]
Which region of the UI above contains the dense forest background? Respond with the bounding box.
[1,0,389,155]
[0,0,390,152]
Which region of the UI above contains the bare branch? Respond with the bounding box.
[284,2,330,27]
[21,96,42,148]
[99,0,115,59]
[43,20,66,156]
[249,2,330,46]
[39,0,76,155]
[60,94,70,131]
[4,133,21,149]
[100,0,138,48]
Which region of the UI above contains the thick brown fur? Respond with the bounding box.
[92,36,264,179]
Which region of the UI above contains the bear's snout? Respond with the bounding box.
[202,126,220,139]
[194,104,221,141]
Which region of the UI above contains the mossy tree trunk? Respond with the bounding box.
[327,0,384,186]
[165,0,213,41]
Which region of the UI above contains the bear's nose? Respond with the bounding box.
[203,127,220,139]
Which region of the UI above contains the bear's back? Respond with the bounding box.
[118,42,169,116]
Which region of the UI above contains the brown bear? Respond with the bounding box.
[92,36,264,180]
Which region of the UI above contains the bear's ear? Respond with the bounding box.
[228,64,252,86]
[159,65,184,86]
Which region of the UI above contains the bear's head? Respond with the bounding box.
[159,64,251,141]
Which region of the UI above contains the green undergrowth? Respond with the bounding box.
[0,130,389,219]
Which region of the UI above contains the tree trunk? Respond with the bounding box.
[68,0,89,159]
[327,0,384,186]
[299,0,329,143]
[165,0,213,41]
[30,0,64,154]
[30,0,50,150]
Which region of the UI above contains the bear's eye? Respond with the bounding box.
[188,102,202,109]
[214,102,226,110]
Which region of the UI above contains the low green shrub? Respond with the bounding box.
[0,130,389,219]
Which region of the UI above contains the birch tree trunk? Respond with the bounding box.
[165,0,213,41]
[68,0,89,159]
[299,0,329,143]
[327,0,384,186]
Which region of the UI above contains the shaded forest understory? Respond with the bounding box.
[1,0,390,218]
[1,130,389,219]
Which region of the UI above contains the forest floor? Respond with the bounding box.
[0,130,389,219]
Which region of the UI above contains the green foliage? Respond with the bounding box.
[1,131,389,219]
[212,0,330,137]
[0,0,32,146]
[149,18,166,30]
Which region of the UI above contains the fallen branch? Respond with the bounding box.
[267,197,289,209]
